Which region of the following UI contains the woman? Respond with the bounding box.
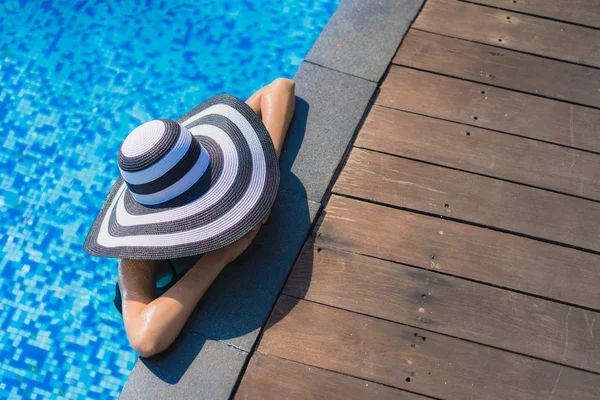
[85,78,296,357]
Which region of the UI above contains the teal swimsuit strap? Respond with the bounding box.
[156,260,178,289]
[114,256,201,315]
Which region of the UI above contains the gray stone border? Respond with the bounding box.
[306,0,424,83]
[120,0,424,398]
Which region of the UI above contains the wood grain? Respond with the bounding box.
[413,0,600,67]
[259,297,600,400]
[284,244,600,373]
[468,0,600,28]
[393,29,600,108]
[316,195,600,310]
[334,148,600,252]
[377,66,600,153]
[356,106,600,201]
[235,353,427,400]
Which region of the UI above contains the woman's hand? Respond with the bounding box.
[204,222,263,267]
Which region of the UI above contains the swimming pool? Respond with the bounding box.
[0,0,339,398]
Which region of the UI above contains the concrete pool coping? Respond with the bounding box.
[119,0,424,398]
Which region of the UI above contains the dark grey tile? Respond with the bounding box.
[280,62,377,203]
[119,330,247,400]
[185,190,321,351]
[306,0,424,82]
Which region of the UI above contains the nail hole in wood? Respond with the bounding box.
[444,203,449,208]
[498,38,503,42]
[473,116,478,120]
[481,90,485,94]
[406,377,411,383]
[466,132,470,136]
[506,16,510,20]
[317,247,322,252]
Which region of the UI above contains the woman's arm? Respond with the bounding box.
[120,226,261,357]
[246,78,295,157]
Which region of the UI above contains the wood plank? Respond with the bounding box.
[259,297,600,400]
[316,196,600,310]
[412,0,600,68]
[334,148,600,252]
[377,66,600,153]
[284,244,600,373]
[468,0,600,28]
[236,353,427,400]
[393,29,600,108]
[355,106,600,201]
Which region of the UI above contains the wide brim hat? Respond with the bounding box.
[84,94,279,260]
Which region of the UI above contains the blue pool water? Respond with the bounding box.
[0,0,339,398]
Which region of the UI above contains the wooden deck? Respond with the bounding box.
[235,1,600,399]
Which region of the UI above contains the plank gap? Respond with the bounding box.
[237,353,439,400]
[258,296,600,400]
[331,191,600,257]
[393,48,600,110]
[353,145,600,205]
[317,195,600,310]
[413,0,600,68]
[307,240,600,314]
[283,244,600,373]
[411,27,600,72]
[459,0,600,30]
[378,66,600,153]
[374,103,600,157]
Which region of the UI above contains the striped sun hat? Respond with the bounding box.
[84,94,279,260]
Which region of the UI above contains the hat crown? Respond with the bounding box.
[120,120,166,159]
[118,119,210,206]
